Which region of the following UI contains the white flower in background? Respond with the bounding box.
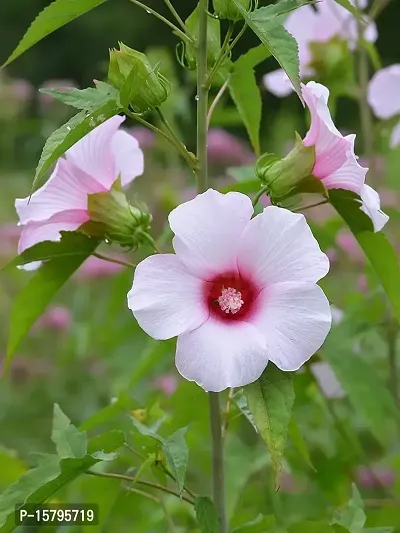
[128,189,332,392]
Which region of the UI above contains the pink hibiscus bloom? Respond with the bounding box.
[128,189,331,392]
[367,65,400,148]
[15,116,144,256]
[302,82,388,232]
[264,0,377,97]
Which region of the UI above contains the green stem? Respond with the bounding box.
[293,199,329,212]
[209,393,228,533]
[92,252,135,269]
[369,0,391,19]
[196,0,210,193]
[252,185,270,207]
[387,321,399,406]
[163,0,190,35]
[207,76,230,129]
[129,0,191,44]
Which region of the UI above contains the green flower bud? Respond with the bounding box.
[255,134,322,200]
[108,43,170,112]
[84,179,153,249]
[213,0,250,20]
[184,7,221,70]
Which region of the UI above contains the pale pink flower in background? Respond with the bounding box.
[11,79,32,102]
[208,128,254,166]
[0,224,21,256]
[311,361,345,398]
[325,247,337,263]
[302,82,388,231]
[336,230,364,264]
[260,195,272,208]
[355,466,396,489]
[15,116,144,258]
[367,65,400,148]
[357,274,368,293]
[75,255,125,280]
[33,306,72,332]
[128,189,331,392]
[153,374,179,396]
[126,126,155,149]
[264,0,377,97]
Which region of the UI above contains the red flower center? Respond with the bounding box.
[204,272,260,322]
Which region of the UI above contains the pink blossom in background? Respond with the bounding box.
[368,65,400,148]
[33,306,72,332]
[128,189,331,392]
[15,116,144,261]
[208,128,255,166]
[355,465,396,489]
[11,79,32,102]
[302,82,388,232]
[0,223,20,256]
[336,230,365,264]
[260,195,271,208]
[325,248,337,263]
[39,79,77,107]
[153,374,179,396]
[75,255,125,280]
[264,0,377,97]
[357,274,368,293]
[126,126,155,149]
[311,361,345,398]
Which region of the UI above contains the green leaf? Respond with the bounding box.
[322,323,399,446]
[233,514,276,532]
[2,232,99,271]
[235,44,272,70]
[34,99,121,190]
[232,389,258,431]
[289,417,316,471]
[332,484,366,533]
[245,363,295,488]
[231,0,313,101]
[289,522,342,533]
[364,529,395,532]
[330,189,400,323]
[0,430,124,533]
[162,428,189,496]
[5,234,98,370]
[51,404,87,459]
[2,0,107,67]
[39,83,119,112]
[194,496,220,533]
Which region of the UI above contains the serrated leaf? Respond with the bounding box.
[232,389,258,431]
[5,235,98,369]
[330,189,400,323]
[232,0,313,101]
[233,514,276,532]
[245,364,295,488]
[194,497,220,533]
[332,484,365,533]
[322,323,399,446]
[39,84,119,111]
[51,404,87,459]
[33,100,121,190]
[162,428,189,495]
[2,0,107,67]
[0,430,123,533]
[2,232,99,271]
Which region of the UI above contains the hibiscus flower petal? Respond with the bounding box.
[168,189,254,279]
[237,206,329,285]
[18,210,88,253]
[175,319,268,392]
[360,184,389,232]
[66,115,125,189]
[249,281,332,371]
[128,254,209,340]
[263,70,294,98]
[390,122,400,149]
[15,159,102,225]
[368,65,400,120]
[111,130,144,188]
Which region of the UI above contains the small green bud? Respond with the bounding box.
[108,43,170,112]
[184,7,221,70]
[255,134,320,200]
[84,179,153,249]
[213,0,250,20]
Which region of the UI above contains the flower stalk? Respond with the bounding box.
[196,1,227,531]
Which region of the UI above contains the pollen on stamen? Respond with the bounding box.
[217,287,244,314]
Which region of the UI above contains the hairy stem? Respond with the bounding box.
[209,393,228,533]
[207,76,230,129]
[92,252,135,269]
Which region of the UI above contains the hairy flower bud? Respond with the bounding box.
[184,7,221,70]
[84,179,153,249]
[255,134,321,200]
[108,43,170,112]
[213,0,250,20]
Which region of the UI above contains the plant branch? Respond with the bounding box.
[207,76,230,129]
[92,252,135,269]
[221,387,234,438]
[129,0,191,44]
[252,185,270,207]
[369,0,391,19]
[86,471,195,505]
[163,0,189,35]
[386,320,399,406]
[293,200,329,212]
